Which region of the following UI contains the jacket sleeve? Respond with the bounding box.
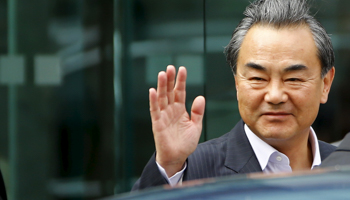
[131,153,168,191]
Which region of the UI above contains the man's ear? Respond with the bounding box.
[320,67,335,104]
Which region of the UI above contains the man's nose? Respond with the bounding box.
[264,81,288,104]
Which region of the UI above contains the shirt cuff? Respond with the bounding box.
[156,161,187,186]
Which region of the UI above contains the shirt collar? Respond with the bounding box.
[244,124,321,171]
[309,126,321,169]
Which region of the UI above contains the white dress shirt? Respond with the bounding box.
[244,124,321,173]
[157,124,321,186]
[156,161,186,186]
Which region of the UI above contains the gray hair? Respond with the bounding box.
[224,0,334,77]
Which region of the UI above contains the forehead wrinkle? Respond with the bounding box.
[238,25,321,76]
[243,26,315,58]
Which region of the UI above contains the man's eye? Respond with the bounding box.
[286,78,302,82]
[251,77,265,81]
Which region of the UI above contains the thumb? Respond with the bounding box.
[191,96,205,125]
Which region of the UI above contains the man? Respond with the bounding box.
[133,0,336,190]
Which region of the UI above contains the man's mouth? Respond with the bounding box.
[261,112,292,120]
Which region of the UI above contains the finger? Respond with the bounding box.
[191,96,205,126]
[157,71,168,110]
[149,88,161,121]
[174,66,187,104]
[166,65,176,104]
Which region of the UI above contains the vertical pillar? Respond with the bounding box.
[8,0,19,199]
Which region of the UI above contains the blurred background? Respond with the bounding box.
[0,0,349,199]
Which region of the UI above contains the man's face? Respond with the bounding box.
[235,25,334,147]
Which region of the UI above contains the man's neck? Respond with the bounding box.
[287,140,313,170]
[271,135,313,171]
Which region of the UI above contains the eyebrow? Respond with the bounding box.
[284,64,307,72]
[245,62,266,71]
[245,62,307,72]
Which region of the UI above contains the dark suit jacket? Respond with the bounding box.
[320,133,350,168]
[133,120,336,190]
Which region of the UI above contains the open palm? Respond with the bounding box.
[149,65,205,177]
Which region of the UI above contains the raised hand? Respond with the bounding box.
[149,65,205,177]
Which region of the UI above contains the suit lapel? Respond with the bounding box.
[224,120,262,173]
